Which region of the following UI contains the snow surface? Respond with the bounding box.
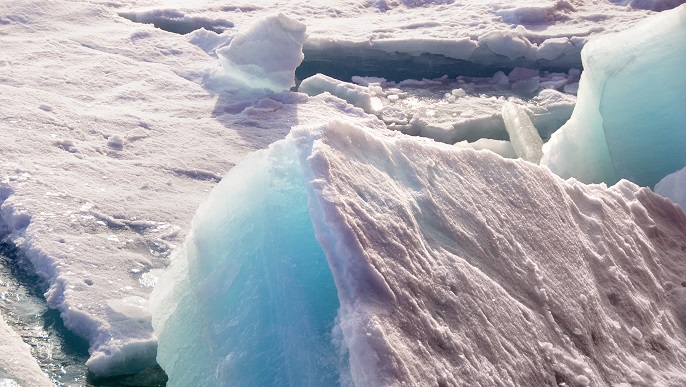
[542,4,686,187]
[154,120,686,386]
[1,0,685,382]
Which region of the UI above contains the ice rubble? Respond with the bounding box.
[154,120,686,386]
[542,4,686,187]
[300,71,578,146]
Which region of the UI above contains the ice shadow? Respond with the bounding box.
[206,77,307,151]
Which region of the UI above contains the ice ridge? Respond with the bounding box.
[154,120,686,386]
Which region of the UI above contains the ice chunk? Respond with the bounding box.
[295,121,686,386]
[214,14,306,92]
[155,121,686,386]
[299,73,383,113]
[536,37,574,61]
[478,31,535,60]
[151,138,341,386]
[501,102,544,163]
[542,5,686,187]
[655,165,686,210]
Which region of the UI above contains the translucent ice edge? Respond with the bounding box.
[150,137,345,386]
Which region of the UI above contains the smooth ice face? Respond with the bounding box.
[215,14,307,92]
[150,139,342,386]
[542,5,686,187]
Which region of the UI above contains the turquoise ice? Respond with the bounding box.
[542,5,686,187]
[151,139,341,386]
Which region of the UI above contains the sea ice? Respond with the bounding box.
[542,4,686,187]
[155,120,686,386]
[2,0,684,383]
[300,74,384,113]
[501,101,544,163]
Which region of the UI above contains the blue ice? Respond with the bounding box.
[542,5,686,187]
[151,139,342,386]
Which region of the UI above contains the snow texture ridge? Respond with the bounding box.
[542,4,686,187]
[297,121,686,386]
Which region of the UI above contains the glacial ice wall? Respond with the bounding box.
[541,4,686,187]
[150,139,342,386]
[154,120,686,386]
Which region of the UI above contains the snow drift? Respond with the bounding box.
[542,4,686,187]
[153,121,686,386]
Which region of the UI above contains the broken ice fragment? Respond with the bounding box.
[501,102,544,163]
[214,14,306,92]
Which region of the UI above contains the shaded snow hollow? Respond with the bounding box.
[153,121,686,386]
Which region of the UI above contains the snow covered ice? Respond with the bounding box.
[154,121,686,386]
[2,0,686,384]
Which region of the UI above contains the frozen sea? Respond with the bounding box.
[1,0,686,386]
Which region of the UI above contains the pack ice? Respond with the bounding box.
[153,118,686,386]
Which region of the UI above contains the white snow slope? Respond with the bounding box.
[300,122,686,386]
